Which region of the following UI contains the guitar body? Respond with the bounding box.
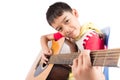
[26,38,71,80]
[46,64,71,80]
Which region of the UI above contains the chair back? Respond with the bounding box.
[101,27,110,80]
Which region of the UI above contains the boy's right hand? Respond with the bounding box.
[40,48,52,64]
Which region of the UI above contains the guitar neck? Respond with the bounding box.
[48,48,120,67]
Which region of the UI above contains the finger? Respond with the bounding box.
[40,54,49,64]
[78,52,83,67]
[72,58,78,68]
[43,50,52,57]
[72,58,78,72]
[48,49,52,55]
[82,50,91,67]
[43,54,49,61]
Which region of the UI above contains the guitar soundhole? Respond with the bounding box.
[43,63,47,67]
[34,63,48,77]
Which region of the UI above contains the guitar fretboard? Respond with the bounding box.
[48,48,120,67]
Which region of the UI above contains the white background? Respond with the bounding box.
[0,0,120,80]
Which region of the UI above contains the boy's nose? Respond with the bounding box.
[64,28,70,36]
[61,25,71,36]
[65,30,70,36]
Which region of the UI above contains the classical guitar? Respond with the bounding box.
[26,37,120,80]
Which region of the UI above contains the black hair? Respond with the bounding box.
[46,2,72,25]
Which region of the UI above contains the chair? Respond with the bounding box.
[101,27,110,80]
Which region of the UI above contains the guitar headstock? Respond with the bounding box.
[117,56,120,67]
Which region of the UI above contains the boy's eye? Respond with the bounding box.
[57,27,62,31]
[65,19,69,23]
[65,18,71,24]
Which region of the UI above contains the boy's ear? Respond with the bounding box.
[72,9,79,17]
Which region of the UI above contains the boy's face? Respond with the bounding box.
[51,9,81,39]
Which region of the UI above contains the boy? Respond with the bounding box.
[40,1,105,80]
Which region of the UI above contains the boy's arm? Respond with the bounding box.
[40,32,63,50]
[40,33,54,50]
[40,33,54,64]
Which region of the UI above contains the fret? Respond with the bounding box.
[92,52,98,66]
[103,51,107,66]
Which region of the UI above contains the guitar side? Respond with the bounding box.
[25,38,65,80]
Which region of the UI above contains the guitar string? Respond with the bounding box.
[49,52,120,65]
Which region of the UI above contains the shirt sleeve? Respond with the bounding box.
[83,32,105,50]
[54,32,63,41]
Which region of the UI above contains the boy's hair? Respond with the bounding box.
[46,2,72,25]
